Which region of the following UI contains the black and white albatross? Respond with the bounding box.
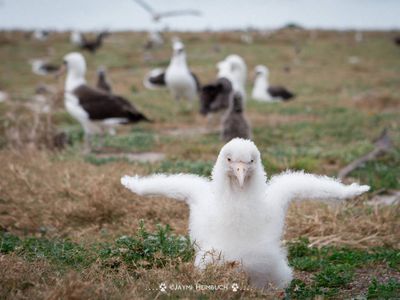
[252,65,295,102]
[59,52,150,149]
[143,40,201,104]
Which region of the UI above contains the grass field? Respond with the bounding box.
[0,29,399,299]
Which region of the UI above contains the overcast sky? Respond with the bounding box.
[0,0,399,31]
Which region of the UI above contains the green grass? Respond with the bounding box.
[1,229,398,299]
[367,278,400,299]
[286,238,400,298]
[1,221,194,271]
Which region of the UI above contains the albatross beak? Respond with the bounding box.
[54,63,66,79]
[232,162,247,188]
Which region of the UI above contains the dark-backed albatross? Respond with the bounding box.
[59,52,150,150]
[252,65,295,102]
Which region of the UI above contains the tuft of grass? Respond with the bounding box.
[0,232,93,269]
[367,278,400,299]
[99,220,194,269]
[314,264,354,288]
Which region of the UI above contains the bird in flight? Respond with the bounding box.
[133,0,202,23]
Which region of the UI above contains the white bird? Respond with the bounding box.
[252,65,295,102]
[144,40,200,104]
[133,0,201,23]
[217,54,247,101]
[121,138,369,289]
[70,31,83,46]
[30,59,59,76]
[200,55,247,117]
[59,52,150,150]
[145,30,164,49]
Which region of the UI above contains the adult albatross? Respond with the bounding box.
[59,52,150,150]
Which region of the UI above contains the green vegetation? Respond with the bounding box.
[1,230,398,299]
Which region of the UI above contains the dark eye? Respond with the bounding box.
[250,159,254,163]
[227,158,231,162]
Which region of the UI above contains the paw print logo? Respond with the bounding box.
[231,283,239,292]
[159,282,167,292]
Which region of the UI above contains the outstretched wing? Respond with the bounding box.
[133,0,155,15]
[121,174,211,205]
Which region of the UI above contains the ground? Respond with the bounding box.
[0,29,399,299]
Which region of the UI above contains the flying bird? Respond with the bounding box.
[59,52,150,151]
[133,0,201,23]
[252,65,295,102]
[121,138,369,289]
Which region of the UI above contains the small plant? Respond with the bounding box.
[367,278,400,299]
[99,221,194,268]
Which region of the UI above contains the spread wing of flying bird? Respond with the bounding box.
[133,0,201,22]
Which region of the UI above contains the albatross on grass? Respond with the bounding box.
[121,138,369,289]
[59,52,150,151]
[252,65,295,102]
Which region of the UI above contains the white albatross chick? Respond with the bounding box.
[121,138,370,289]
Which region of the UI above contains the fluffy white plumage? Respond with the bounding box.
[121,138,369,289]
[165,40,198,102]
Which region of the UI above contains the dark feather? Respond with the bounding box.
[191,72,201,92]
[148,71,166,86]
[73,85,150,123]
[268,86,295,100]
[200,77,232,115]
[40,63,59,73]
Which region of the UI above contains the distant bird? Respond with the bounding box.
[221,92,251,142]
[200,77,232,116]
[133,0,201,23]
[393,36,400,46]
[121,138,370,289]
[29,59,59,76]
[74,31,108,53]
[143,68,166,90]
[165,40,200,103]
[96,67,112,93]
[0,90,9,103]
[59,52,150,150]
[143,40,200,104]
[217,55,247,101]
[70,31,83,46]
[252,65,295,102]
[144,31,164,49]
[32,30,49,41]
